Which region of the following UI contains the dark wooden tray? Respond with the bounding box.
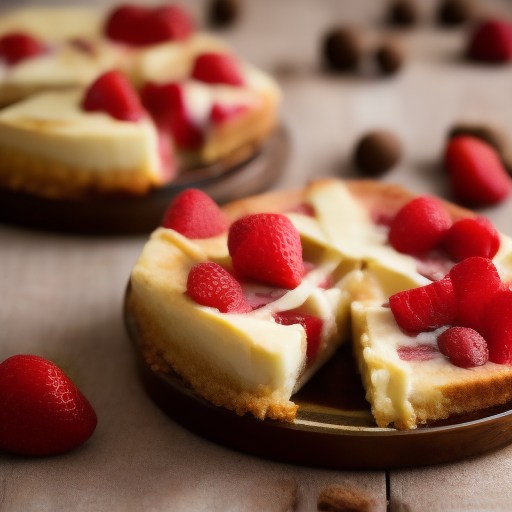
[0,126,289,235]
[124,286,512,470]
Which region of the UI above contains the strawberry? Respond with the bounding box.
[105,3,194,46]
[82,70,144,122]
[0,32,46,65]
[389,276,457,333]
[228,213,304,289]
[445,136,512,206]
[0,355,97,456]
[437,327,489,368]
[210,103,249,125]
[467,19,512,63]
[484,288,512,364]
[274,311,323,361]
[140,82,203,149]
[388,196,452,255]
[162,188,229,239]
[187,262,251,313]
[192,52,245,86]
[449,257,502,333]
[444,216,500,262]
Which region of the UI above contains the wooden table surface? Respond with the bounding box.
[2,0,512,510]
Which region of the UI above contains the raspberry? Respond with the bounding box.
[162,188,229,239]
[191,52,245,86]
[437,327,489,368]
[483,288,512,364]
[274,311,323,361]
[0,32,46,65]
[140,82,203,150]
[449,257,502,333]
[105,3,194,46]
[228,213,304,289]
[445,136,512,206]
[444,216,500,262]
[82,70,144,122]
[186,262,251,313]
[210,103,248,125]
[467,19,512,63]
[389,276,457,333]
[388,196,452,255]
[0,355,97,456]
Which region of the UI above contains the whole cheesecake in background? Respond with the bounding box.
[127,179,512,429]
[0,4,281,198]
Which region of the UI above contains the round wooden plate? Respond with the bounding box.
[0,126,289,235]
[124,288,512,470]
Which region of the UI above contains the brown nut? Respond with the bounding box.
[387,0,418,26]
[207,0,241,28]
[354,130,402,176]
[375,40,405,75]
[323,27,364,71]
[436,0,474,26]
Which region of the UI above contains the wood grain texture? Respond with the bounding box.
[1,0,512,510]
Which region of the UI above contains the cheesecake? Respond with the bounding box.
[127,179,512,428]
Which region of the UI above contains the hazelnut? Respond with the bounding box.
[207,0,241,28]
[388,0,418,26]
[375,40,405,75]
[437,0,473,26]
[354,130,402,175]
[323,27,364,71]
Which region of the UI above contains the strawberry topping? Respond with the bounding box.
[445,135,512,206]
[141,82,203,150]
[105,3,194,46]
[483,288,512,364]
[397,344,439,362]
[449,257,502,333]
[444,216,501,262]
[388,196,452,255]
[187,262,251,313]
[162,188,229,239]
[437,327,489,368]
[82,70,144,122]
[389,276,457,333]
[0,355,97,456]
[0,32,46,65]
[210,103,249,125]
[274,311,324,361]
[228,213,305,289]
[192,52,245,86]
[467,19,512,63]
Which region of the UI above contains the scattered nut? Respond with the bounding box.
[207,0,241,28]
[318,484,376,512]
[354,130,402,175]
[387,0,418,26]
[375,40,405,75]
[323,27,364,71]
[436,0,473,26]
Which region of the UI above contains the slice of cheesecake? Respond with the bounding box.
[0,89,170,198]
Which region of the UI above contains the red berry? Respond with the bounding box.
[105,3,194,46]
[449,257,502,333]
[484,288,512,364]
[162,188,229,239]
[187,262,251,313]
[0,32,46,65]
[468,19,512,63]
[228,213,305,289]
[389,276,457,333]
[388,196,452,255]
[192,53,245,86]
[397,344,438,362]
[141,82,203,149]
[445,136,512,206]
[437,327,489,368]
[274,311,323,361]
[210,103,248,125]
[0,355,97,456]
[444,216,501,262]
[82,70,144,122]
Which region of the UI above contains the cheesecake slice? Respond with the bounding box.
[0,89,170,198]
